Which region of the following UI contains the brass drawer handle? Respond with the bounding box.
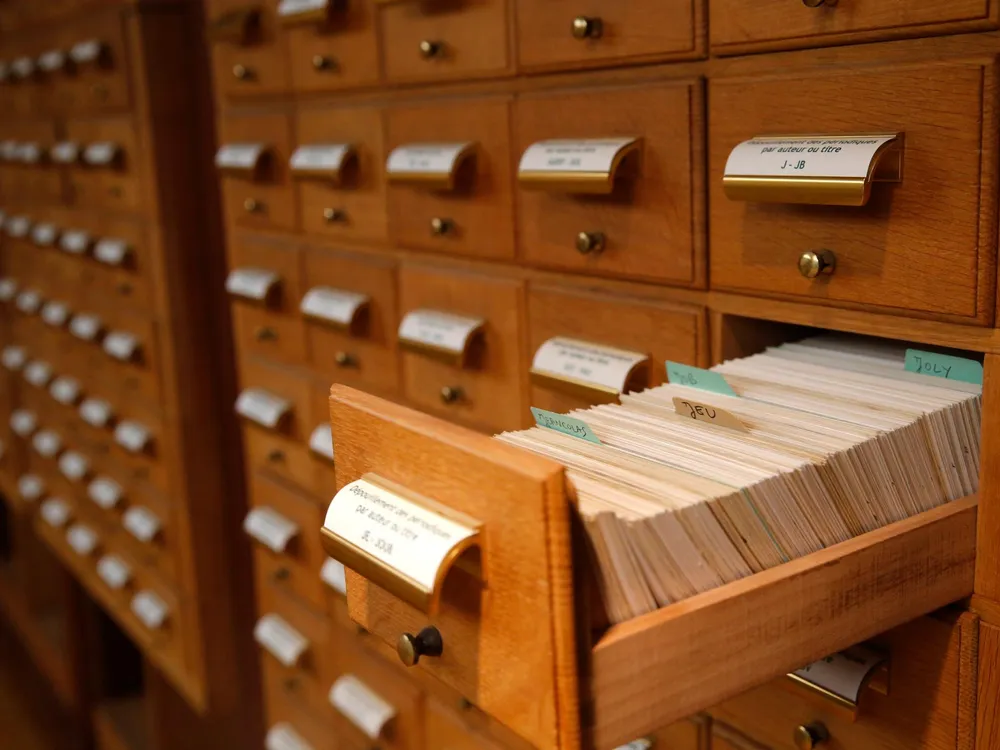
[312,54,335,71]
[794,722,830,749]
[323,207,347,223]
[798,250,836,279]
[419,40,444,59]
[244,197,263,213]
[440,385,462,404]
[232,63,254,80]
[430,217,454,236]
[802,0,837,6]
[334,351,355,367]
[576,231,605,255]
[397,626,443,667]
[571,16,603,39]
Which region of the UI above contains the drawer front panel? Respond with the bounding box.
[208,0,291,97]
[708,61,993,321]
[286,0,380,93]
[515,80,702,285]
[64,117,142,211]
[59,9,131,112]
[386,97,515,261]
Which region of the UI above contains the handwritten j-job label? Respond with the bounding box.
[323,478,478,591]
[386,142,472,178]
[666,361,738,397]
[397,309,483,356]
[725,135,897,180]
[673,397,748,432]
[532,337,646,393]
[531,407,602,444]
[904,349,983,386]
[518,137,638,174]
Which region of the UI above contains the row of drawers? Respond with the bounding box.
[0,115,141,211]
[0,5,131,116]
[206,0,995,97]
[214,55,996,321]
[228,242,706,442]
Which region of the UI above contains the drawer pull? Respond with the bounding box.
[398,308,485,367]
[571,16,603,39]
[16,288,42,314]
[310,423,336,461]
[788,644,888,717]
[301,287,369,331]
[2,345,26,372]
[793,722,830,749]
[60,449,92,483]
[519,137,642,194]
[70,39,107,66]
[576,231,605,254]
[323,207,347,222]
[235,388,292,430]
[440,385,463,404]
[216,142,269,178]
[18,474,45,502]
[233,63,254,81]
[723,133,902,207]
[430,216,454,236]
[329,674,397,740]
[397,625,443,666]
[265,723,313,750]
[802,0,837,6]
[0,277,19,302]
[419,40,444,59]
[279,0,337,25]
[334,351,355,367]
[50,141,81,164]
[255,613,309,667]
[244,197,264,213]
[531,337,649,403]
[83,141,122,167]
[320,474,483,614]
[95,237,131,266]
[40,498,71,529]
[51,377,83,406]
[227,267,280,304]
[123,506,161,543]
[386,141,477,192]
[5,215,33,239]
[312,54,335,71]
[97,555,132,591]
[67,524,99,556]
[60,229,92,255]
[290,143,356,183]
[798,250,836,279]
[244,506,299,553]
[131,590,169,630]
[88,476,124,510]
[255,326,279,342]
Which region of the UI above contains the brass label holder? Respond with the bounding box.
[529,336,649,403]
[320,474,484,615]
[289,143,357,184]
[518,136,642,195]
[215,143,270,180]
[397,309,485,368]
[385,142,477,192]
[207,6,261,44]
[299,287,370,333]
[723,133,903,207]
[787,644,889,720]
[277,0,338,25]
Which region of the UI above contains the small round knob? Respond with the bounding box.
[244,197,262,213]
[334,351,354,367]
[397,626,443,667]
[793,722,830,749]
[798,250,836,279]
[232,63,252,80]
[273,567,290,582]
[440,385,462,404]
[419,40,443,58]
[267,449,285,463]
[255,326,277,341]
[571,16,603,39]
[802,0,837,6]
[312,54,333,71]
[576,231,605,254]
[430,217,453,236]
[323,207,346,223]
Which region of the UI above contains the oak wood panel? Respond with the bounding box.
[976,354,1000,602]
[515,79,704,286]
[53,7,131,114]
[709,59,997,324]
[286,0,380,94]
[425,698,504,750]
[977,623,1000,750]
[63,115,143,212]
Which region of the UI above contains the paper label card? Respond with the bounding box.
[226,268,279,302]
[83,141,119,166]
[278,0,328,15]
[10,410,38,437]
[290,143,353,173]
[6,216,31,238]
[131,591,169,630]
[323,477,479,592]
[614,741,653,750]
[309,423,335,461]
[50,141,80,164]
[244,507,299,553]
[17,142,42,164]
[254,613,309,667]
[398,309,483,357]
[32,223,58,246]
[88,477,123,509]
[216,143,265,171]
[0,141,19,160]
[531,407,602,444]
[94,237,130,266]
[11,56,34,78]
[673,397,749,433]
[67,524,99,555]
[666,361,738,397]
[50,376,82,405]
[59,451,90,481]
[266,723,314,750]
[792,646,886,704]
[103,331,140,361]
[235,388,292,429]
[386,142,474,180]
[904,349,983,386]
[114,421,152,454]
[32,429,63,457]
[70,40,103,64]
[725,135,898,180]
[60,230,92,254]
[18,474,44,501]
[24,360,53,387]
[37,50,66,72]
[80,398,113,427]
[123,506,161,543]
[2,346,26,371]
[70,314,102,341]
[41,301,70,326]
[519,137,639,174]
[0,278,19,301]
[16,289,42,313]
[532,337,646,393]
[320,558,347,595]
[329,675,396,740]
[300,287,368,327]
[40,499,71,528]
[97,555,132,590]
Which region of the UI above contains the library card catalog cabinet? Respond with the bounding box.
[0,1,258,747]
[205,1,1000,750]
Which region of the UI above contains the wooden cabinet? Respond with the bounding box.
[207,0,292,98]
[285,0,380,94]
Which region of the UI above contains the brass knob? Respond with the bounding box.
[232,63,253,80]
[430,217,453,236]
[798,250,836,279]
[794,723,830,749]
[334,351,354,367]
[571,16,603,39]
[267,449,285,463]
[323,207,346,223]
[255,326,277,341]
[576,231,605,254]
[244,197,262,213]
[312,54,334,70]
[397,626,443,667]
[802,0,837,6]
[440,386,462,404]
[419,40,443,58]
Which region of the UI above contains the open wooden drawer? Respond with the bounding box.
[324,384,977,750]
